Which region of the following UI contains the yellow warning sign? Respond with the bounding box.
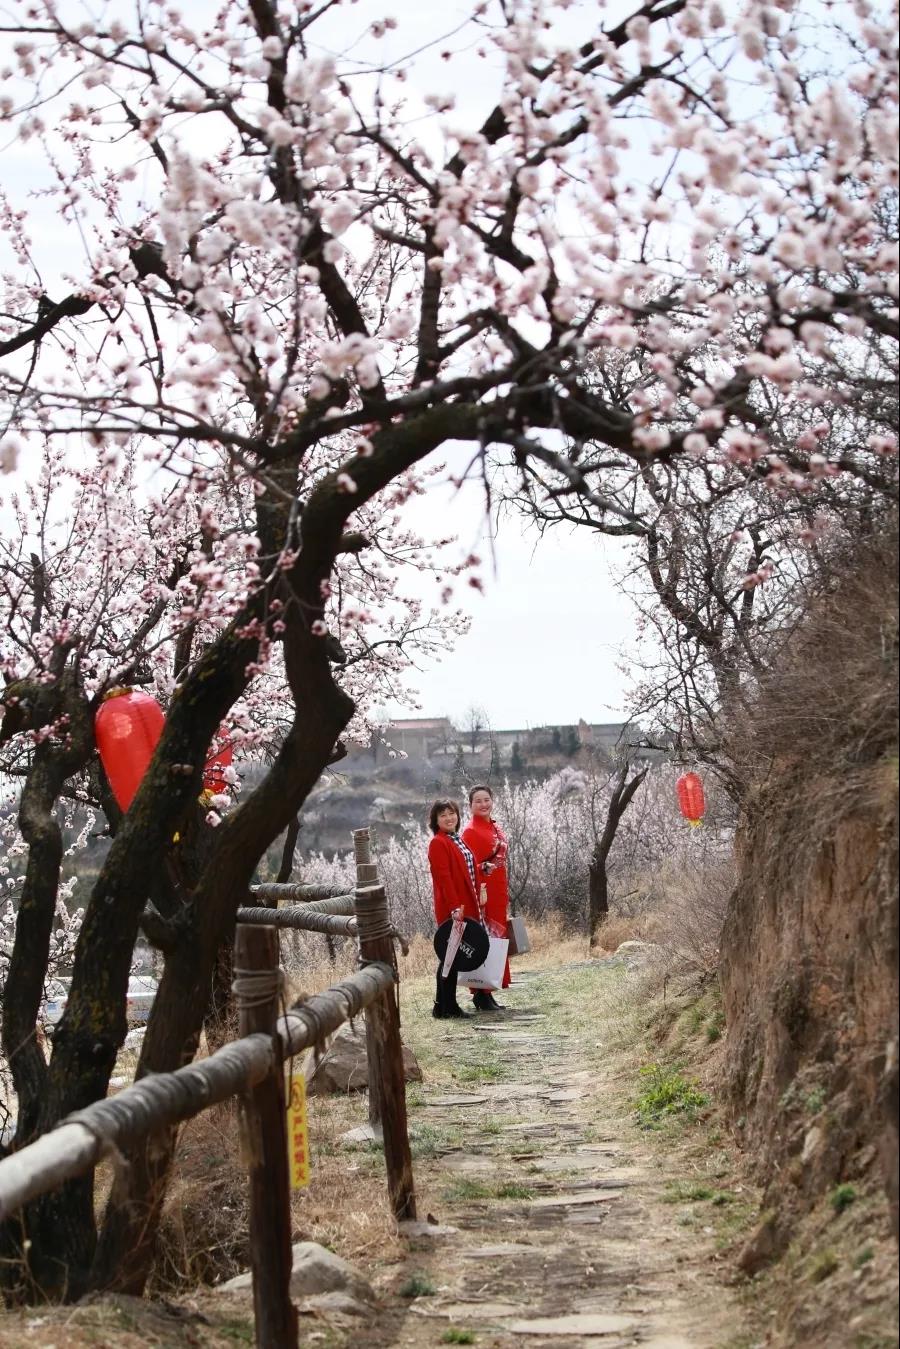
[286,1073,310,1189]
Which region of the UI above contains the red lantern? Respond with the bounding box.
[676,771,706,827]
[203,730,234,795]
[95,688,165,812]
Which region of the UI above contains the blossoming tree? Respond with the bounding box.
[0,0,897,1304]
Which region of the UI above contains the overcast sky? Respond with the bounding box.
[383,449,638,729]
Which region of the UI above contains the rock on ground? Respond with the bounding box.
[613,940,660,962]
[302,1290,370,1318]
[306,1021,423,1097]
[219,1240,374,1304]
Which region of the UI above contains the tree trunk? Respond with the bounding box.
[588,857,609,946]
[0,676,94,1302]
[23,623,266,1301]
[91,647,353,1295]
[202,938,237,1053]
[586,762,649,951]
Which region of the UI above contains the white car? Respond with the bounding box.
[125,975,158,1025]
[43,975,157,1027]
[43,978,70,1026]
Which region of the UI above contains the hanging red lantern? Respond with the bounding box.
[95,688,165,812]
[676,771,706,827]
[203,729,234,795]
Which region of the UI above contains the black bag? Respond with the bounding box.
[433,917,490,971]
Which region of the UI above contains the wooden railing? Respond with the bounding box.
[0,828,415,1349]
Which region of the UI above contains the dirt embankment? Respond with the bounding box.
[722,776,898,1236]
[719,523,899,1290]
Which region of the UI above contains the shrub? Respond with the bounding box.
[635,1064,708,1127]
[400,1272,436,1298]
[829,1183,858,1214]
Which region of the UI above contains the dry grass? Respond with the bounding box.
[519,910,590,963]
[591,911,650,953]
[726,518,898,898]
[0,1294,256,1348]
[642,857,734,979]
[152,1050,405,1294]
[589,860,733,983]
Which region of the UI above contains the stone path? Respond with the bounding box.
[363,962,746,1348]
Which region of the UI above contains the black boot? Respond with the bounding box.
[472,990,503,1012]
[435,967,471,1019]
[433,969,447,1018]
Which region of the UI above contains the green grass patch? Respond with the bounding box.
[217,1320,255,1344]
[663,1179,736,1207]
[635,1064,708,1127]
[829,1182,858,1214]
[663,1180,715,1203]
[454,1062,506,1083]
[442,1330,477,1345]
[405,1082,426,1108]
[853,1245,875,1269]
[408,1124,450,1160]
[674,986,724,1047]
[400,1271,437,1298]
[804,1085,827,1113]
[442,1177,495,1203]
[442,1176,534,1203]
[495,1181,534,1200]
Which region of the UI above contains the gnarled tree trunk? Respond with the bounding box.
[588,762,648,948]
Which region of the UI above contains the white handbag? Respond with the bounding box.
[465,935,509,990]
[465,882,508,990]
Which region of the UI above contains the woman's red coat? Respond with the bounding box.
[428,833,480,926]
[462,814,512,989]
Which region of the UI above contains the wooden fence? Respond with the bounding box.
[0,828,415,1349]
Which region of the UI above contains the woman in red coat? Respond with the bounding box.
[427,799,480,1019]
[462,784,511,1011]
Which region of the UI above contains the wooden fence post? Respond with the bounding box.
[235,923,298,1349]
[352,829,417,1222]
[354,828,383,1128]
[352,826,379,886]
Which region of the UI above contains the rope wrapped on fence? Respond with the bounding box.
[235,905,409,955]
[0,962,395,1221]
[236,906,358,938]
[251,882,354,906]
[279,893,356,916]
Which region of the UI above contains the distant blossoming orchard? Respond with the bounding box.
[0,0,896,1306]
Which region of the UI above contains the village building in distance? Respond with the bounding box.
[345,716,635,771]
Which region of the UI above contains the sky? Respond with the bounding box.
[381,449,637,729]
